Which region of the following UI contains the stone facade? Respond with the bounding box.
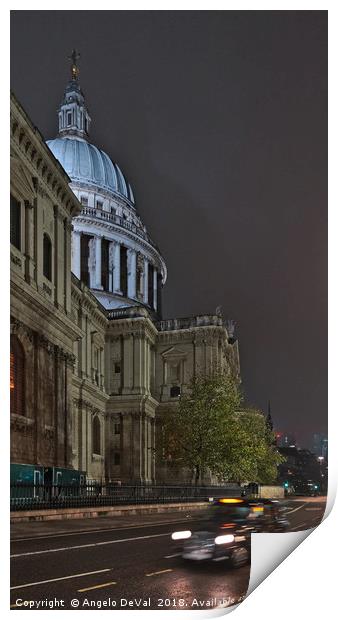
[10,93,80,470]
[10,86,240,484]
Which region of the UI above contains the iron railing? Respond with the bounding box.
[10,482,242,511]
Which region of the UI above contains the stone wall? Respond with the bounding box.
[10,93,81,471]
[154,319,240,484]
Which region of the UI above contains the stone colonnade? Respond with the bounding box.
[72,231,159,309]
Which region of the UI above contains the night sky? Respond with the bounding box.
[10,11,327,448]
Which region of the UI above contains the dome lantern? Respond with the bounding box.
[58,49,91,141]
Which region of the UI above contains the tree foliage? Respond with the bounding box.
[160,373,283,485]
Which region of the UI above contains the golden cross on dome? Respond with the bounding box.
[68,49,80,80]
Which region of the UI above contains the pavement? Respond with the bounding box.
[10,496,326,611]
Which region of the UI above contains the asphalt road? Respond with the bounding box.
[10,497,326,611]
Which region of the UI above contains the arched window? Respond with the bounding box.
[92,416,101,455]
[43,234,52,281]
[10,335,25,416]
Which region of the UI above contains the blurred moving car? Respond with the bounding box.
[171,497,289,568]
[294,479,320,497]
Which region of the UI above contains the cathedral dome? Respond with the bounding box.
[44,50,166,315]
[47,137,135,204]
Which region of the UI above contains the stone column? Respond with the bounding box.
[32,193,38,286]
[144,340,150,392]
[81,404,88,472]
[64,220,72,314]
[142,416,150,483]
[72,230,81,279]
[64,354,74,468]
[153,267,158,311]
[147,417,153,482]
[113,242,121,294]
[100,348,104,389]
[122,335,134,393]
[121,413,133,481]
[133,335,146,393]
[35,192,43,290]
[205,338,214,374]
[53,206,59,307]
[88,238,96,288]
[24,200,34,285]
[132,413,142,482]
[151,419,156,482]
[127,248,137,299]
[95,235,103,289]
[108,242,115,292]
[143,258,149,304]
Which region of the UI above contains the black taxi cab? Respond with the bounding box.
[171,497,289,568]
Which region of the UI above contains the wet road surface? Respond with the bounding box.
[10,497,326,611]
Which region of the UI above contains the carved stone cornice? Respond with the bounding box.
[65,352,76,367]
[54,345,68,361]
[11,94,81,218]
[10,414,35,434]
[35,334,75,364]
[36,334,55,355]
[10,252,22,268]
[10,318,34,343]
[36,182,49,200]
[74,398,103,416]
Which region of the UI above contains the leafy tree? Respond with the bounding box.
[159,373,284,485]
[214,408,284,484]
[160,372,242,485]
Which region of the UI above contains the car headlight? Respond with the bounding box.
[171,530,192,541]
[214,534,235,545]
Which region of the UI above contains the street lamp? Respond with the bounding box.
[317,457,325,492]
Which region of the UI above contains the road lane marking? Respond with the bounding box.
[305,507,323,511]
[77,581,117,593]
[11,532,170,559]
[284,504,306,515]
[12,518,198,543]
[145,569,173,577]
[164,553,181,558]
[10,569,112,590]
[290,524,315,531]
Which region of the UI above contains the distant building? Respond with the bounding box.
[277,446,323,491]
[275,431,298,448]
[312,433,328,460]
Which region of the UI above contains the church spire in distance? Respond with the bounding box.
[57,49,91,140]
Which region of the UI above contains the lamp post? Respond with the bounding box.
[318,456,324,492]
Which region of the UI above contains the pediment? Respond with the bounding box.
[10,156,36,201]
[161,346,187,360]
[91,331,105,348]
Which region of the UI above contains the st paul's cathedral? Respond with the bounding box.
[10,53,240,483]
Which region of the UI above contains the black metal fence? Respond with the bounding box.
[10,482,242,511]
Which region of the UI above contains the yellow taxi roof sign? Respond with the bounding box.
[218,498,244,504]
